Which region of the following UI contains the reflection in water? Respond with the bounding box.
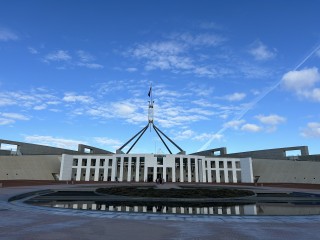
[49,202,255,215]
[33,201,320,216]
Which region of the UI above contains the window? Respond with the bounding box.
[100,159,105,166]
[82,159,87,166]
[219,161,224,168]
[91,159,96,166]
[73,159,78,166]
[211,161,216,168]
[227,161,232,168]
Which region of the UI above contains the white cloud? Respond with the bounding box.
[301,122,320,138]
[77,50,94,62]
[249,41,276,61]
[282,67,320,101]
[223,92,246,101]
[24,135,85,150]
[33,104,47,110]
[0,28,18,41]
[63,93,94,104]
[172,32,225,47]
[129,39,221,78]
[44,50,72,62]
[193,133,223,141]
[1,112,29,120]
[77,62,104,69]
[282,67,320,91]
[126,67,138,72]
[241,123,262,132]
[94,137,122,150]
[28,47,39,54]
[255,114,286,125]
[0,118,15,125]
[174,129,195,140]
[223,120,245,129]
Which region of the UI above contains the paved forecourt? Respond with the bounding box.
[1,183,320,240]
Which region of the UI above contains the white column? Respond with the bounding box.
[76,167,81,181]
[111,158,117,181]
[224,163,229,183]
[180,158,184,182]
[128,157,132,182]
[94,159,100,181]
[144,161,148,182]
[119,157,124,181]
[232,161,237,183]
[207,163,212,183]
[85,158,91,181]
[187,158,191,182]
[135,157,140,182]
[172,165,176,182]
[163,167,167,182]
[153,166,157,182]
[195,159,199,182]
[202,159,207,182]
[216,164,220,183]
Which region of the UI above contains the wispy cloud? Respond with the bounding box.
[0,118,15,125]
[28,47,39,54]
[301,122,320,138]
[76,50,95,62]
[44,50,72,62]
[222,92,246,102]
[126,67,138,72]
[63,93,94,104]
[248,40,277,61]
[0,28,18,41]
[1,112,29,120]
[24,135,85,150]
[193,132,223,141]
[94,137,122,150]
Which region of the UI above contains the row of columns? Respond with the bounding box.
[70,155,243,183]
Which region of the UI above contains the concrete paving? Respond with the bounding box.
[1,184,320,239]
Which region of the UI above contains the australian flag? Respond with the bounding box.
[148,86,152,97]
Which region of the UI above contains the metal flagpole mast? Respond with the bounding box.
[116,84,185,154]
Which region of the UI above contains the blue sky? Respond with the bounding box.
[1,0,320,155]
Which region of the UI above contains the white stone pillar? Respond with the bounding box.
[215,165,220,183]
[224,163,229,183]
[144,162,148,182]
[232,161,237,183]
[128,157,132,182]
[195,159,199,182]
[85,158,91,181]
[172,165,176,182]
[111,158,117,181]
[76,166,81,181]
[94,159,100,181]
[180,158,184,182]
[135,157,140,182]
[202,159,207,182]
[153,166,157,182]
[119,157,124,181]
[163,167,167,182]
[187,158,191,182]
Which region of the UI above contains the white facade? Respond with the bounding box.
[60,153,253,183]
